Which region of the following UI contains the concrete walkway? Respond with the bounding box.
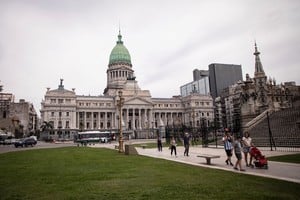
[93,141,300,184]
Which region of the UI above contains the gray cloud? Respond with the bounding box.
[0,0,299,114]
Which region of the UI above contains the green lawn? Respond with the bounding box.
[268,153,300,164]
[0,147,299,200]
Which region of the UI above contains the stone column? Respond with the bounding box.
[149,109,153,129]
[76,112,79,129]
[143,109,147,129]
[83,111,86,130]
[125,108,128,130]
[138,109,142,129]
[98,112,101,129]
[104,112,107,129]
[91,112,94,129]
[132,108,136,130]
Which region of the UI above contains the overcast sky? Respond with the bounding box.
[1,0,299,115]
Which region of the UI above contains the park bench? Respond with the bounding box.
[197,154,220,165]
[140,144,148,149]
[115,145,119,149]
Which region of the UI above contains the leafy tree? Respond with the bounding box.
[40,121,53,140]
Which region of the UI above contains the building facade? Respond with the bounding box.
[40,32,214,140]
[209,63,243,100]
[0,90,38,137]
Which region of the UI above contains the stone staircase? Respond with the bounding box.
[247,107,300,148]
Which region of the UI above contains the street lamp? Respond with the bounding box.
[117,91,124,153]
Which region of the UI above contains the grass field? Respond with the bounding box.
[0,147,299,200]
[268,153,300,164]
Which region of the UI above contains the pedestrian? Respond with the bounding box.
[157,136,163,152]
[170,136,177,157]
[222,129,233,166]
[183,132,190,156]
[242,131,253,167]
[233,136,246,171]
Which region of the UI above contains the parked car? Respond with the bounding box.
[4,138,17,145]
[14,138,37,148]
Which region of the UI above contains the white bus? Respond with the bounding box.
[75,131,112,144]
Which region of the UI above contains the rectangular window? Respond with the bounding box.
[58,99,63,104]
[66,121,69,128]
[66,112,69,117]
[49,121,54,127]
[50,99,56,103]
[58,121,62,129]
[51,112,54,117]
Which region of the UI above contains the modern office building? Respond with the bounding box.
[40,31,214,140]
[193,69,209,81]
[208,63,243,99]
[180,69,210,97]
[180,77,210,97]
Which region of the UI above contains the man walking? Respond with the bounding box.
[183,132,190,156]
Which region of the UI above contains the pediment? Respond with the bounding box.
[124,96,153,106]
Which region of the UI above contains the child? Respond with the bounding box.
[233,136,246,171]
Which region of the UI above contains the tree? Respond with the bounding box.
[40,121,53,140]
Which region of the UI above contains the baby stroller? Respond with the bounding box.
[249,147,268,169]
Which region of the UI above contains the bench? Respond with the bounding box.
[197,154,220,165]
[115,145,119,149]
[140,144,148,149]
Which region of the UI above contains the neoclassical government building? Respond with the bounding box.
[40,32,214,139]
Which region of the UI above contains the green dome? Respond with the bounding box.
[109,33,131,65]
